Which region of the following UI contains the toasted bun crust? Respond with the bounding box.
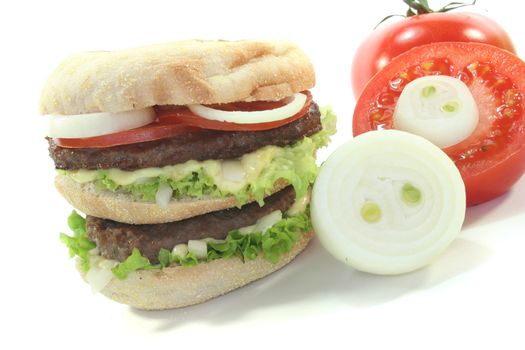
[55,175,290,224]
[91,230,313,310]
[40,40,315,115]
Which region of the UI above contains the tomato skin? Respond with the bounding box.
[352,42,525,206]
[351,12,516,99]
[463,145,525,205]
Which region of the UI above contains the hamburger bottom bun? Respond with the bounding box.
[82,230,313,310]
[39,40,315,115]
[55,175,290,224]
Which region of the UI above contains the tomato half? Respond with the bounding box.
[156,91,312,131]
[351,12,516,99]
[352,42,525,206]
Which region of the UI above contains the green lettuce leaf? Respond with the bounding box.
[59,211,96,272]
[156,248,198,268]
[100,172,226,202]
[158,248,173,268]
[207,211,311,263]
[63,107,337,207]
[61,210,311,279]
[177,252,199,267]
[111,248,151,280]
[313,106,337,148]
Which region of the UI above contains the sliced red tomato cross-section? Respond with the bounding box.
[352,42,525,206]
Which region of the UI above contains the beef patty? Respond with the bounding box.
[49,103,321,171]
[87,186,296,263]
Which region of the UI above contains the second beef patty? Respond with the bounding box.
[87,186,297,263]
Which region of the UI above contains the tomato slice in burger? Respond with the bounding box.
[55,91,312,148]
[352,42,525,206]
[156,91,312,131]
[55,119,199,148]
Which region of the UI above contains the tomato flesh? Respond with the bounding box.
[353,42,525,206]
[55,120,199,148]
[156,91,312,131]
[351,12,516,99]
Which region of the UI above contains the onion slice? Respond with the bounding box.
[85,255,118,294]
[155,182,173,209]
[221,160,246,182]
[255,210,282,234]
[311,130,466,275]
[48,108,156,139]
[187,93,307,124]
[188,240,208,260]
[172,243,189,258]
[393,75,479,148]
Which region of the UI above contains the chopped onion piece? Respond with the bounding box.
[238,211,283,236]
[286,192,311,216]
[311,130,466,275]
[155,182,173,209]
[172,243,188,258]
[222,160,246,182]
[188,240,208,259]
[85,256,118,294]
[85,267,114,294]
[99,259,118,270]
[187,93,307,124]
[48,108,156,138]
[238,225,256,235]
[255,210,283,234]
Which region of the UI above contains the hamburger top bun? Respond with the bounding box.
[40,40,315,115]
[55,175,290,224]
[86,229,313,310]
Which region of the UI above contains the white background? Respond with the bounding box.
[2,0,525,349]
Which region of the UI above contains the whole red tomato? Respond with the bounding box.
[351,11,516,99]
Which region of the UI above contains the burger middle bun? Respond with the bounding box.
[55,175,290,224]
[39,40,315,115]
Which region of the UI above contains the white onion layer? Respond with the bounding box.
[237,210,284,235]
[48,108,156,138]
[187,93,307,124]
[221,160,246,182]
[286,192,311,216]
[155,182,173,209]
[393,75,478,148]
[238,225,256,235]
[255,210,282,233]
[311,130,466,275]
[172,243,188,258]
[188,240,208,259]
[85,254,118,293]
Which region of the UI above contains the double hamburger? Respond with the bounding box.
[41,40,335,310]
